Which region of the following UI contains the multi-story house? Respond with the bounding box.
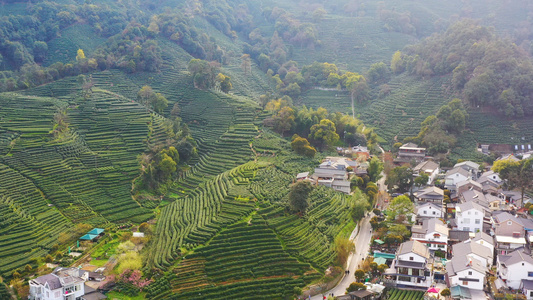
[413,186,444,206]
[388,240,434,289]
[453,161,480,177]
[446,255,487,290]
[445,168,471,192]
[452,239,493,267]
[455,201,486,233]
[492,212,527,255]
[456,180,483,196]
[413,160,439,185]
[29,268,85,300]
[497,248,533,289]
[416,202,444,221]
[411,218,449,252]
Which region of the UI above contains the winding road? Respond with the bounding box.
[310,174,387,299]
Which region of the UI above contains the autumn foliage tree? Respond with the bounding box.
[291,134,316,157]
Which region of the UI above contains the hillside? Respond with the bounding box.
[2,0,533,298]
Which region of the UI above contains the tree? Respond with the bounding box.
[158,153,177,181]
[354,269,365,282]
[151,93,168,113]
[24,264,32,273]
[391,51,405,73]
[387,195,414,222]
[240,54,252,76]
[386,166,413,193]
[291,135,316,157]
[216,73,232,93]
[310,119,340,150]
[288,181,313,214]
[493,158,533,207]
[76,49,86,61]
[414,173,429,187]
[271,106,295,136]
[377,264,388,274]
[138,86,155,106]
[351,189,370,221]
[346,282,366,293]
[441,288,451,299]
[45,254,54,263]
[367,156,383,182]
[335,236,355,266]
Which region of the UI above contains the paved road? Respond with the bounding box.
[311,213,374,299]
[311,169,388,299]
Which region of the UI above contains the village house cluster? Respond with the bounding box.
[380,144,533,299]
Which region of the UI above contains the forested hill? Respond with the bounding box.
[2,0,533,298]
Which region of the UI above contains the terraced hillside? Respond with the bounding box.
[301,74,452,146]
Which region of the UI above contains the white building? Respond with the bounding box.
[471,231,495,254]
[29,267,106,300]
[388,240,434,289]
[497,249,533,289]
[413,160,439,185]
[452,240,493,267]
[455,201,486,233]
[445,167,471,191]
[416,202,444,220]
[411,218,449,252]
[454,161,480,175]
[446,255,487,290]
[29,269,85,300]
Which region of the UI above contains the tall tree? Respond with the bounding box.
[288,181,313,214]
[385,166,413,192]
[387,195,414,222]
[493,158,533,207]
[367,156,384,182]
[309,119,339,150]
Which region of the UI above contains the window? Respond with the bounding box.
[409,256,414,261]
[528,272,533,277]
[530,291,533,297]
[432,211,436,215]
[424,210,427,214]
[475,219,480,224]
[468,271,472,275]
[508,221,513,225]
[463,227,470,231]
[463,281,468,286]
[475,211,478,215]
[468,211,471,215]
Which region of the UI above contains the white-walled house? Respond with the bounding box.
[29,267,106,300]
[471,231,495,254]
[520,279,533,300]
[446,255,487,290]
[416,202,444,220]
[388,240,434,289]
[413,160,439,185]
[445,167,470,191]
[455,201,486,233]
[452,240,493,267]
[497,249,533,289]
[29,269,85,300]
[454,161,480,175]
[413,186,444,206]
[411,218,449,252]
